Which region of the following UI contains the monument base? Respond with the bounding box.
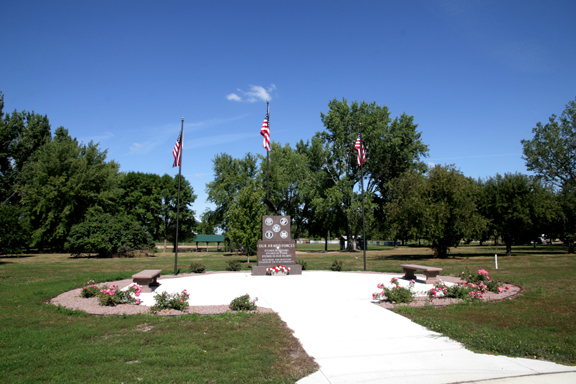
[251,264,302,276]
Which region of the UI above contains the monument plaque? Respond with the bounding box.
[252,215,302,275]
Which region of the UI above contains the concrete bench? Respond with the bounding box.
[400,264,442,284]
[132,269,162,292]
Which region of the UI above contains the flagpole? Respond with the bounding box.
[359,123,367,271]
[266,100,270,215]
[174,117,184,275]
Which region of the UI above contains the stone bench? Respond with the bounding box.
[132,269,162,292]
[400,264,442,284]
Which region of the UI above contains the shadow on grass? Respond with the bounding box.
[68,254,157,259]
[0,254,36,259]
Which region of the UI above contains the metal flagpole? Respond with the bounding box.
[266,101,270,215]
[359,123,367,271]
[174,117,184,275]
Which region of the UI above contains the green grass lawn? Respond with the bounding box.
[1,244,575,383]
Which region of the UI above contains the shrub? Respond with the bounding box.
[229,294,258,311]
[80,280,100,298]
[151,290,190,311]
[98,283,142,306]
[226,260,242,271]
[297,260,308,270]
[65,214,156,257]
[428,269,509,302]
[373,277,415,304]
[331,259,344,271]
[188,261,206,273]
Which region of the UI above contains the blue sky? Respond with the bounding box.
[1,0,575,216]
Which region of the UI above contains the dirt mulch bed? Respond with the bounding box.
[49,271,274,316]
[373,275,522,310]
[49,271,521,316]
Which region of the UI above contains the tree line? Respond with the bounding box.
[2,93,575,258]
[204,97,576,258]
[0,92,196,256]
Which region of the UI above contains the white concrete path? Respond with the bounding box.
[138,271,576,384]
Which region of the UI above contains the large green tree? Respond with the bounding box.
[388,165,485,258]
[205,153,260,232]
[316,98,428,250]
[522,98,576,252]
[522,98,576,189]
[0,93,51,204]
[158,174,197,250]
[479,173,556,256]
[20,127,121,250]
[118,172,163,239]
[227,182,267,260]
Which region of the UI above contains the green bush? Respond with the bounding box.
[229,294,258,311]
[188,261,206,273]
[65,213,156,257]
[79,280,100,298]
[226,260,242,271]
[373,277,415,304]
[151,290,190,311]
[331,259,344,271]
[297,260,308,270]
[97,283,142,306]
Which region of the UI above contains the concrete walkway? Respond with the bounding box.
[138,271,576,384]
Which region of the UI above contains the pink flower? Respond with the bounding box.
[372,293,377,300]
[498,287,503,293]
[83,286,87,290]
[505,285,510,290]
[377,283,383,289]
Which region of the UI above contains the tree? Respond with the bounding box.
[65,213,155,257]
[423,165,485,258]
[386,170,427,244]
[205,153,260,232]
[118,172,163,239]
[20,127,121,251]
[226,182,266,260]
[0,93,51,204]
[0,204,30,254]
[522,98,576,189]
[316,98,428,250]
[522,98,576,252]
[158,174,197,250]
[388,165,485,258]
[479,173,556,255]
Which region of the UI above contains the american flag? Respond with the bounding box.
[354,133,366,167]
[172,131,182,167]
[261,108,270,152]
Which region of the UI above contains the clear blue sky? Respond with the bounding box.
[1,0,575,216]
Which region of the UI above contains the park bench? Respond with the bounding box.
[400,264,442,284]
[132,269,162,292]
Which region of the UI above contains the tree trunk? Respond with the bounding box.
[325,230,329,251]
[394,238,398,249]
[164,239,167,253]
[567,239,575,254]
[434,246,449,259]
[505,241,512,256]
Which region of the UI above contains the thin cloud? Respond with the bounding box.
[227,84,276,102]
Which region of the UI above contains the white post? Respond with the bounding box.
[495,254,498,269]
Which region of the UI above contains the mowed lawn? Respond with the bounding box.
[1,244,574,383]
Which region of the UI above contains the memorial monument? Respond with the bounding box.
[251,215,302,275]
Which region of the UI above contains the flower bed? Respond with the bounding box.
[267,265,290,275]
